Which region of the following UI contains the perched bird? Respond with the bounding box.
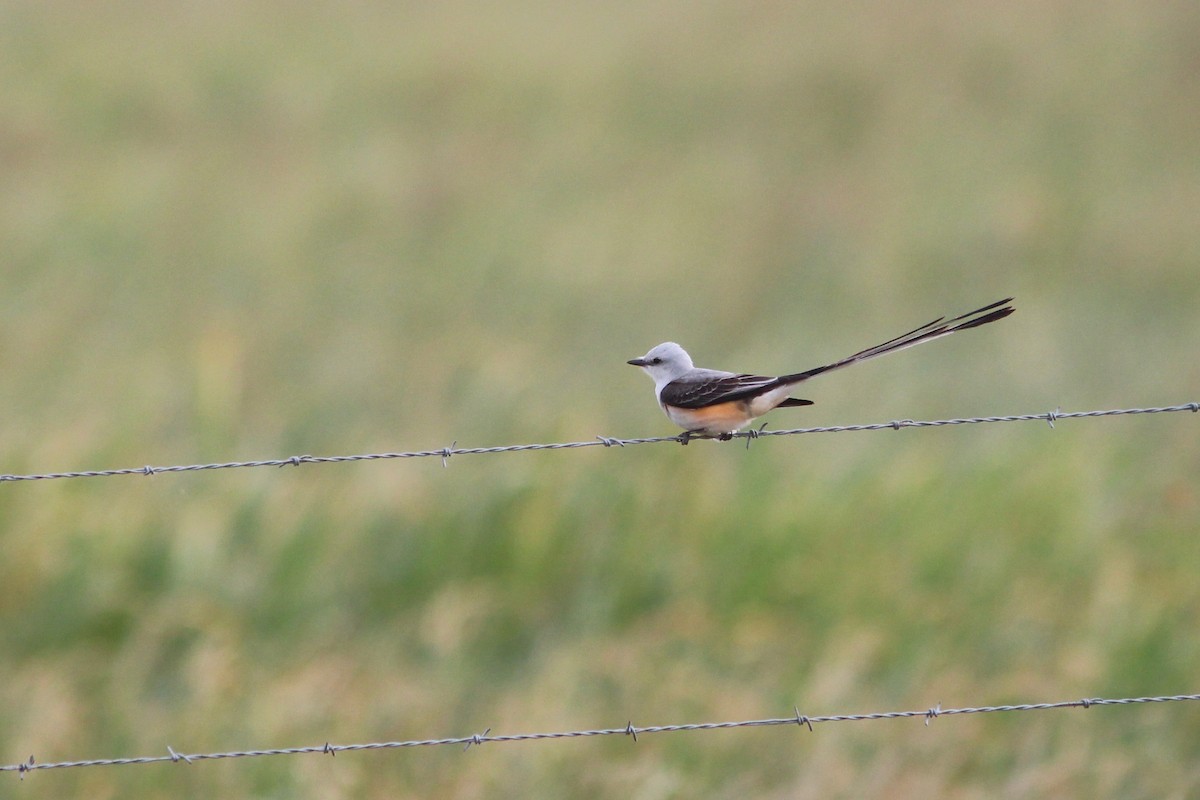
[628,298,1014,440]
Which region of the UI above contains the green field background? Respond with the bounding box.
[2,3,1198,797]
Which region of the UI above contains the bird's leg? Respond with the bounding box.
[717,432,734,441]
[678,429,705,446]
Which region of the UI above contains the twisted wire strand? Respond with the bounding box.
[1,403,1196,484]
[4,693,1198,775]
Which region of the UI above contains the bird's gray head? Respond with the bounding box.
[627,342,695,385]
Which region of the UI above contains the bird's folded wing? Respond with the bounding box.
[660,373,781,408]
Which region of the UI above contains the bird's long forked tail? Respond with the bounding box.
[778,298,1015,385]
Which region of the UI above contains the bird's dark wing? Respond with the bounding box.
[659,373,781,409]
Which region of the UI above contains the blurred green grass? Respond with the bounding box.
[2,1,1199,797]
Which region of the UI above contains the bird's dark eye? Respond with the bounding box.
[651,357,662,365]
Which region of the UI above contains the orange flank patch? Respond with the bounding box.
[662,399,754,434]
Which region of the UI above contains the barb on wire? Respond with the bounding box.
[2,693,1197,775]
[0,403,1196,485]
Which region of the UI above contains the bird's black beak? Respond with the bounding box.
[627,358,648,367]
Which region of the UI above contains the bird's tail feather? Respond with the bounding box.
[776,298,1014,386]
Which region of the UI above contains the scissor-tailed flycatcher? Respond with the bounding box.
[628,298,1014,440]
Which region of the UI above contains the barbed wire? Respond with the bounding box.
[0,402,1195,485]
[3,693,1197,776]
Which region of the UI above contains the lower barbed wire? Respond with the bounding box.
[0,403,1195,484]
